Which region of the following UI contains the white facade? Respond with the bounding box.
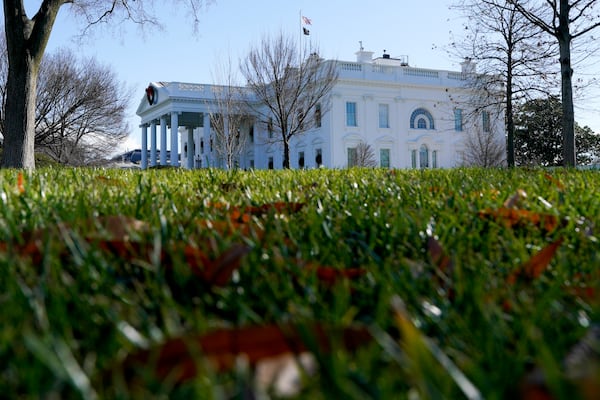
[136,49,504,169]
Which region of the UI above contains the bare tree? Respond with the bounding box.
[463,127,506,167]
[451,0,558,167]
[349,141,377,167]
[207,56,250,169]
[240,32,338,169]
[31,48,130,165]
[2,0,211,169]
[507,0,600,167]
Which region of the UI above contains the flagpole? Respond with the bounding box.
[299,9,302,67]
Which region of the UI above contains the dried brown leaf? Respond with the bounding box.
[117,324,371,385]
[507,238,563,284]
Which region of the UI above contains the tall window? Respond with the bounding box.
[454,109,463,132]
[378,104,389,128]
[249,125,254,143]
[432,150,438,168]
[298,151,305,168]
[347,147,357,167]
[380,148,390,168]
[411,149,417,168]
[315,148,322,166]
[482,111,491,132]
[346,102,357,126]
[315,104,322,128]
[420,145,429,168]
[268,157,274,170]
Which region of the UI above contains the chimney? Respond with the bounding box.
[355,41,374,63]
[461,57,476,74]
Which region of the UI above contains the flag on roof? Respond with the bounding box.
[302,16,312,25]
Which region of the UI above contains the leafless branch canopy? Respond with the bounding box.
[240,32,338,168]
[0,44,131,165]
[353,141,377,167]
[450,0,561,166]
[34,48,131,164]
[1,0,213,168]
[66,0,213,37]
[206,54,253,169]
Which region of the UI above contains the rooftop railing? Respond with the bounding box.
[336,61,466,86]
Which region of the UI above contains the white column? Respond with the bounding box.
[186,127,194,169]
[194,128,202,168]
[160,116,167,165]
[203,113,211,167]
[150,121,157,167]
[170,112,179,167]
[141,124,148,169]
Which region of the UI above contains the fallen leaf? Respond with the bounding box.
[116,323,371,385]
[426,236,455,300]
[196,218,260,240]
[95,175,124,187]
[209,202,305,218]
[427,236,453,272]
[17,172,25,194]
[544,173,565,191]
[184,243,250,286]
[81,215,151,241]
[507,238,563,284]
[314,265,367,285]
[504,189,528,208]
[478,208,559,233]
[245,202,305,216]
[1,216,249,287]
[229,208,252,224]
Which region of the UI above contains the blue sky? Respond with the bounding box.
[23,0,600,151]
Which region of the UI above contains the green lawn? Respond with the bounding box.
[0,167,598,399]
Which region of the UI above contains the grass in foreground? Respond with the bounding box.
[0,167,598,399]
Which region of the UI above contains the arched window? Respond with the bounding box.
[410,108,435,129]
[420,145,429,168]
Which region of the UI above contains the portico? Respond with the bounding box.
[137,82,212,169]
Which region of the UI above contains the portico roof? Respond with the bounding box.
[136,81,254,128]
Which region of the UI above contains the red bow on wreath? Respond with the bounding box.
[146,86,155,105]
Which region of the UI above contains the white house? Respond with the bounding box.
[136,47,504,169]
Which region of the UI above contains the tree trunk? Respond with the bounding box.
[3,53,37,168]
[559,0,576,167]
[3,0,63,168]
[283,139,290,169]
[506,46,515,168]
